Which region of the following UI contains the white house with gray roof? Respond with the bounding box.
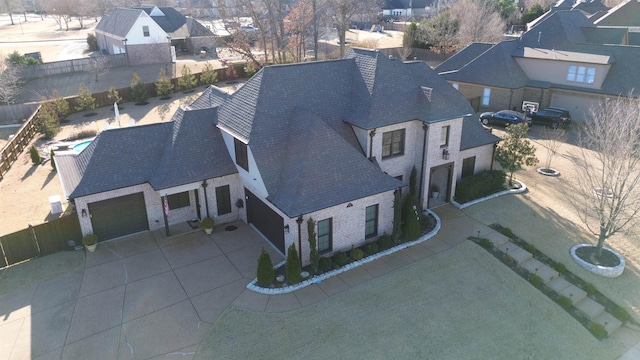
[55,48,498,263]
[95,6,216,66]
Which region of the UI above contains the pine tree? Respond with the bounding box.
[75,83,95,112]
[307,218,319,275]
[155,69,174,98]
[107,85,122,105]
[285,243,301,284]
[402,193,421,241]
[130,72,149,104]
[29,145,41,165]
[200,62,217,86]
[256,247,274,287]
[178,65,197,92]
[50,90,69,121]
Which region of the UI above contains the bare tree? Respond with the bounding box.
[0,0,23,25]
[569,96,640,260]
[451,0,506,46]
[326,0,363,58]
[285,0,313,62]
[540,126,566,173]
[44,0,74,30]
[89,56,110,82]
[416,10,459,56]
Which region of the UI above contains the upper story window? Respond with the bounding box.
[440,126,450,147]
[482,88,491,106]
[567,66,595,84]
[234,138,249,171]
[143,25,150,37]
[382,129,405,158]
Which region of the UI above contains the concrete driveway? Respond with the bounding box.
[0,221,283,360]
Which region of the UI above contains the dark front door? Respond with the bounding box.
[88,192,149,241]
[245,188,284,253]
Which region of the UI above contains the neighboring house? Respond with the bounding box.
[95,6,216,66]
[55,48,498,264]
[382,0,432,18]
[437,2,640,122]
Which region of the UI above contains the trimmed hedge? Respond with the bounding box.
[454,170,506,203]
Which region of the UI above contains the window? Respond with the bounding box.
[567,65,596,84]
[234,138,248,171]
[462,157,476,178]
[142,25,150,37]
[167,191,189,210]
[215,185,231,215]
[452,83,459,90]
[317,218,332,253]
[482,88,491,106]
[382,129,405,158]
[440,126,450,147]
[365,204,379,238]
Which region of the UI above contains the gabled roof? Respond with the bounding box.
[95,8,146,39]
[435,43,493,73]
[438,41,530,89]
[523,10,594,48]
[594,0,640,26]
[134,6,187,33]
[56,108,236,199]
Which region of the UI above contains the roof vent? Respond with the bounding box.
[389,55,393,60]
[421,86,433,102]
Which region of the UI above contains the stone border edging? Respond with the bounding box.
[570,244,625,278]
[246,209,442,295]
[451,179,527,209]
[536,167,560,177]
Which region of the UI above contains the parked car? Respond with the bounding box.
[479,110,530,127]
[527,107,572,129]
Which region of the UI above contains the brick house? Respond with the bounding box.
[95,6,216,66]
[436,1,640,122]
[55,48,498,263]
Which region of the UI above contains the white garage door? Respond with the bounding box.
[551,92,603,123]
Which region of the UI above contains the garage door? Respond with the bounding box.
[245,188,284,253]
[88,192,149,241]
[551,92,603,123]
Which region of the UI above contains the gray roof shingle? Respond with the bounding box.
[95,8,144,39]
[56,107,236,199]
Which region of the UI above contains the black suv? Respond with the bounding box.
[527,107,572,129]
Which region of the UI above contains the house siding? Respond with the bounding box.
[126,43,172,65]
[203,173,243,224]
[373,121,422,186]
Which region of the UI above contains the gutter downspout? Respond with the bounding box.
[418,122,429,207]
[202,180,210,218]
[296,215,304,264]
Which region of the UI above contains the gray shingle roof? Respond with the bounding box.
[206,48,469,215]
[437,9,640,97]
[56,108,236,199]
[134,6,186,33]
[186,18,214,37]
[95,8,144,39]
[594,0,640,26]
[266,110,403,216]
[460,115,501,150]
[435,43,493,73]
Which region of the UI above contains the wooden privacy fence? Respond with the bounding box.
[0,214,82,269]
[19,54,127,81]
[0,104,41,182]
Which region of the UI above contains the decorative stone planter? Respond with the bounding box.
[85,243,97,253]
[536,167,560,177]
[204,228,213,235]
[570,244,625,278]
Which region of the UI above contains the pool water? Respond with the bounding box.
[72,141,92,153]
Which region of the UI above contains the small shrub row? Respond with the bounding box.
[477,238,493,249]
[454,170,506,203]
[66,129,98,141]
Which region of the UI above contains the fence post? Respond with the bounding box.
[29,223,42,256]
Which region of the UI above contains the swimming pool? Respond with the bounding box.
[72,140,92,153]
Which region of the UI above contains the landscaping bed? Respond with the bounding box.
[470,224,638,339]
